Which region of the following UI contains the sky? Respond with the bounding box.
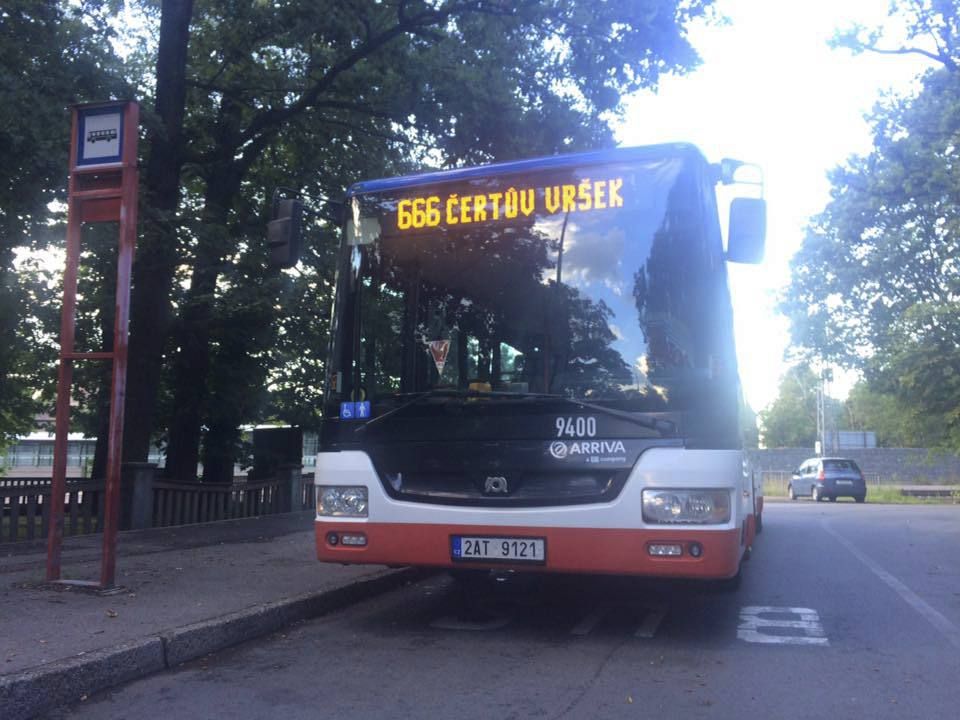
[616,0,934,412]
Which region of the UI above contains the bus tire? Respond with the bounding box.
[755,513,763,534]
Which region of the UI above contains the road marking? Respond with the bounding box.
[737,606,829,646]
[430,612,515,631]
[634,607,667,639]
[822,520,960,651]
[570,605,610,636]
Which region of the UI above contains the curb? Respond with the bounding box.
[0,566,424,720]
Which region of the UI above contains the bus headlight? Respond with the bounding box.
[317,486,368,517]
[641,489,730,525]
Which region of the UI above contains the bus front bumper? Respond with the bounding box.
[315,521,742,579]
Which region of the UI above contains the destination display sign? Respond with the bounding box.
[394,177,624,231]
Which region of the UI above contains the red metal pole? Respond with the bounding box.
[100,102,140,588]
[46,110,82,581]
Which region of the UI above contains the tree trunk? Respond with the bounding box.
[122,0,194,464]
[200,291,278,484]
[201,420,242,485]
[162,167,241,481]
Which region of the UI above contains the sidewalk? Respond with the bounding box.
[0,512,418,719]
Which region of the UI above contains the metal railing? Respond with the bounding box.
[761,470,950,496]
[152,479,283,527]
[0,473,315,544]
[0,480,105,543]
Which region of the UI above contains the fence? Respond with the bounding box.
[0,469,315,544]
[0,479,106,543]
[762,470,907,496]
[748,448,960,486]
[151,477,315,527]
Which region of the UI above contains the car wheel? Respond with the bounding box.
[812,487,821,502]
[787,485,795,500]
[855,495,866,504]
[829,495,837,502]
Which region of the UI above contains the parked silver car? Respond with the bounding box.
[788,457,866,503]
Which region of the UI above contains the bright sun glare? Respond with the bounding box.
[616,0,934,412]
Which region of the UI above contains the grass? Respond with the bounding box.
[863,486,959,505]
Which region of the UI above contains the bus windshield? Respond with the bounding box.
[335,148,738,423]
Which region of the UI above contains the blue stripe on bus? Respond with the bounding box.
[346,143,704,197]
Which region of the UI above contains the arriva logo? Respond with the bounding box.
[549,440,626,459]
[549,441,568,459]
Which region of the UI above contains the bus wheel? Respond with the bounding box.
[755,513,763,534]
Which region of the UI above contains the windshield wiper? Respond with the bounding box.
[354,389,675,436]
[553,397,676,435]
[353,389,470,435]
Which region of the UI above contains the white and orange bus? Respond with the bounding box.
[315,144,764,585]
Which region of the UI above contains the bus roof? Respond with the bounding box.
[346,142,707,197]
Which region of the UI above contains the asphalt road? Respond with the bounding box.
[50,502,960,719]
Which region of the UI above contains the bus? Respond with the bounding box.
[315,143,765,584]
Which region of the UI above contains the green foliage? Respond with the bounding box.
[759,365,818,448]
[831,1,960,70]
[740,399,759,449]
[785,1,960,452]
[782,61,960,451]
[0,1,128,446]
[151,0,718,474]
[844,380,947,447]
[4,0,716,474]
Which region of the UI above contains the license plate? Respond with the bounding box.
[451,536,546,564]
[837,480,852,485]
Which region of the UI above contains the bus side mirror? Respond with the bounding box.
[727,197,766,264]
[268,198,303,269]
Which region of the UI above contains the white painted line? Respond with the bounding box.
[570,605,610,636]
[822,521,960,651]
[737,606,829,646]
[431,612,515,631]
[635,608,667,639]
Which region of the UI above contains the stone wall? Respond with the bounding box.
[747,448,960,484]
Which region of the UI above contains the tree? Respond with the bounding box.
[782,68,960,366]
[844,380,947,447]
[832,0,960,70]
[123,0,196,467]
[119,0,717,480]
[759,365,818,448]
[740,400,759,449]
[0,1,127,452]
[784,1,960,450]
